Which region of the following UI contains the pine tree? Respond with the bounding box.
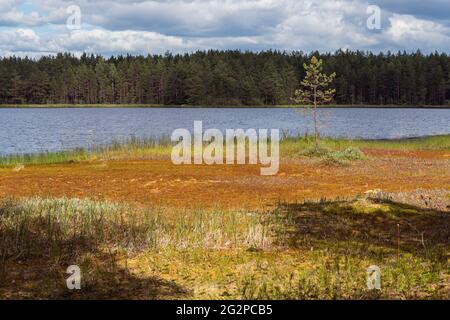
[259,61,284,105]
[95,59,111,103]
[10,70,24,104]
[186,61,208,105]
[0,50,448,106]
[292,56,336,149]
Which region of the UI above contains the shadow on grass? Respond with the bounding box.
[0,202,188,300]
[275,198,450,261]
[0,256,188,300]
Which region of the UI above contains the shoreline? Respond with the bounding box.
[1,134,449,165]
[1,104,450,109]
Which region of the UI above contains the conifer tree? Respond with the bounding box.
[292,56,336,149]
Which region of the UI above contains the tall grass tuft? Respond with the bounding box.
[0,197,274,266]
[0,136,173,167]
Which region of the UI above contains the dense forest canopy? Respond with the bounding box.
[0,50,449,106]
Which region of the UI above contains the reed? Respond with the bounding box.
[1,134,448,167]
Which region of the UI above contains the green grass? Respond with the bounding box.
[347,135,450,150]
[0,197,275,299]
[0,104,165,108]
[239,198,450,300]
[295,146,367,165]
[0,136,173,167]
[1,134,449,167]
[0,197,273,261]
[0,196,448,299]
[281,134,450,157]
[239,250,445,300]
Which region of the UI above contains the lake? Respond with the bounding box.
[0,107,449,155]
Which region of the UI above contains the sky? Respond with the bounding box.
[0,0,449,57]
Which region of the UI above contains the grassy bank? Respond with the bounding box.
[281,134,450,157]
[0,104,165,109]
[0,137,173,167]
[1,135,449,167]
[0,196,448,299]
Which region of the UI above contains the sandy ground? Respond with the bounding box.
[1,149,448,210]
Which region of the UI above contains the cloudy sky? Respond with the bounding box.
[1,0,449,57]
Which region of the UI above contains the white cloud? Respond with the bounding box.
[0,0,449,56]
[53,29,191,55]
[386,14,450,45]
[0,28,43,52]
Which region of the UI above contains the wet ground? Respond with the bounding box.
[1,149,448,210]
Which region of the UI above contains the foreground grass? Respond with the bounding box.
[0,197,273,299]
[1,135,449,167]
[0,196,448,299]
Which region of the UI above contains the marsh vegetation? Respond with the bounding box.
[0,131,448,300]
[0,195,448,299]
[1,134,449,167]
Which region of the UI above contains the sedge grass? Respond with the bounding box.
[1,134,449,167]
[0,196,448,299]
[0,197,274,262]
[0,136,173,167]
[280,134,450,158]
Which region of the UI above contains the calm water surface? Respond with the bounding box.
[0,108,449,155]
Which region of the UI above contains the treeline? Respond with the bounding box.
[0,50,449,106]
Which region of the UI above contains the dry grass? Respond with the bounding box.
[0,197,274,299]
[0,197,273,257]
[0,195,448,300]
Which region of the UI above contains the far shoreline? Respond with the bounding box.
[1,104,450,109]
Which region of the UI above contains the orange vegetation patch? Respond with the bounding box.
[0,153,449,210]
[361,148,450,159]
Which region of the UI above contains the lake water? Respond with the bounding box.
[0,108,449,155]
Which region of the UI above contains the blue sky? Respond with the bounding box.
[1,0,449,57]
